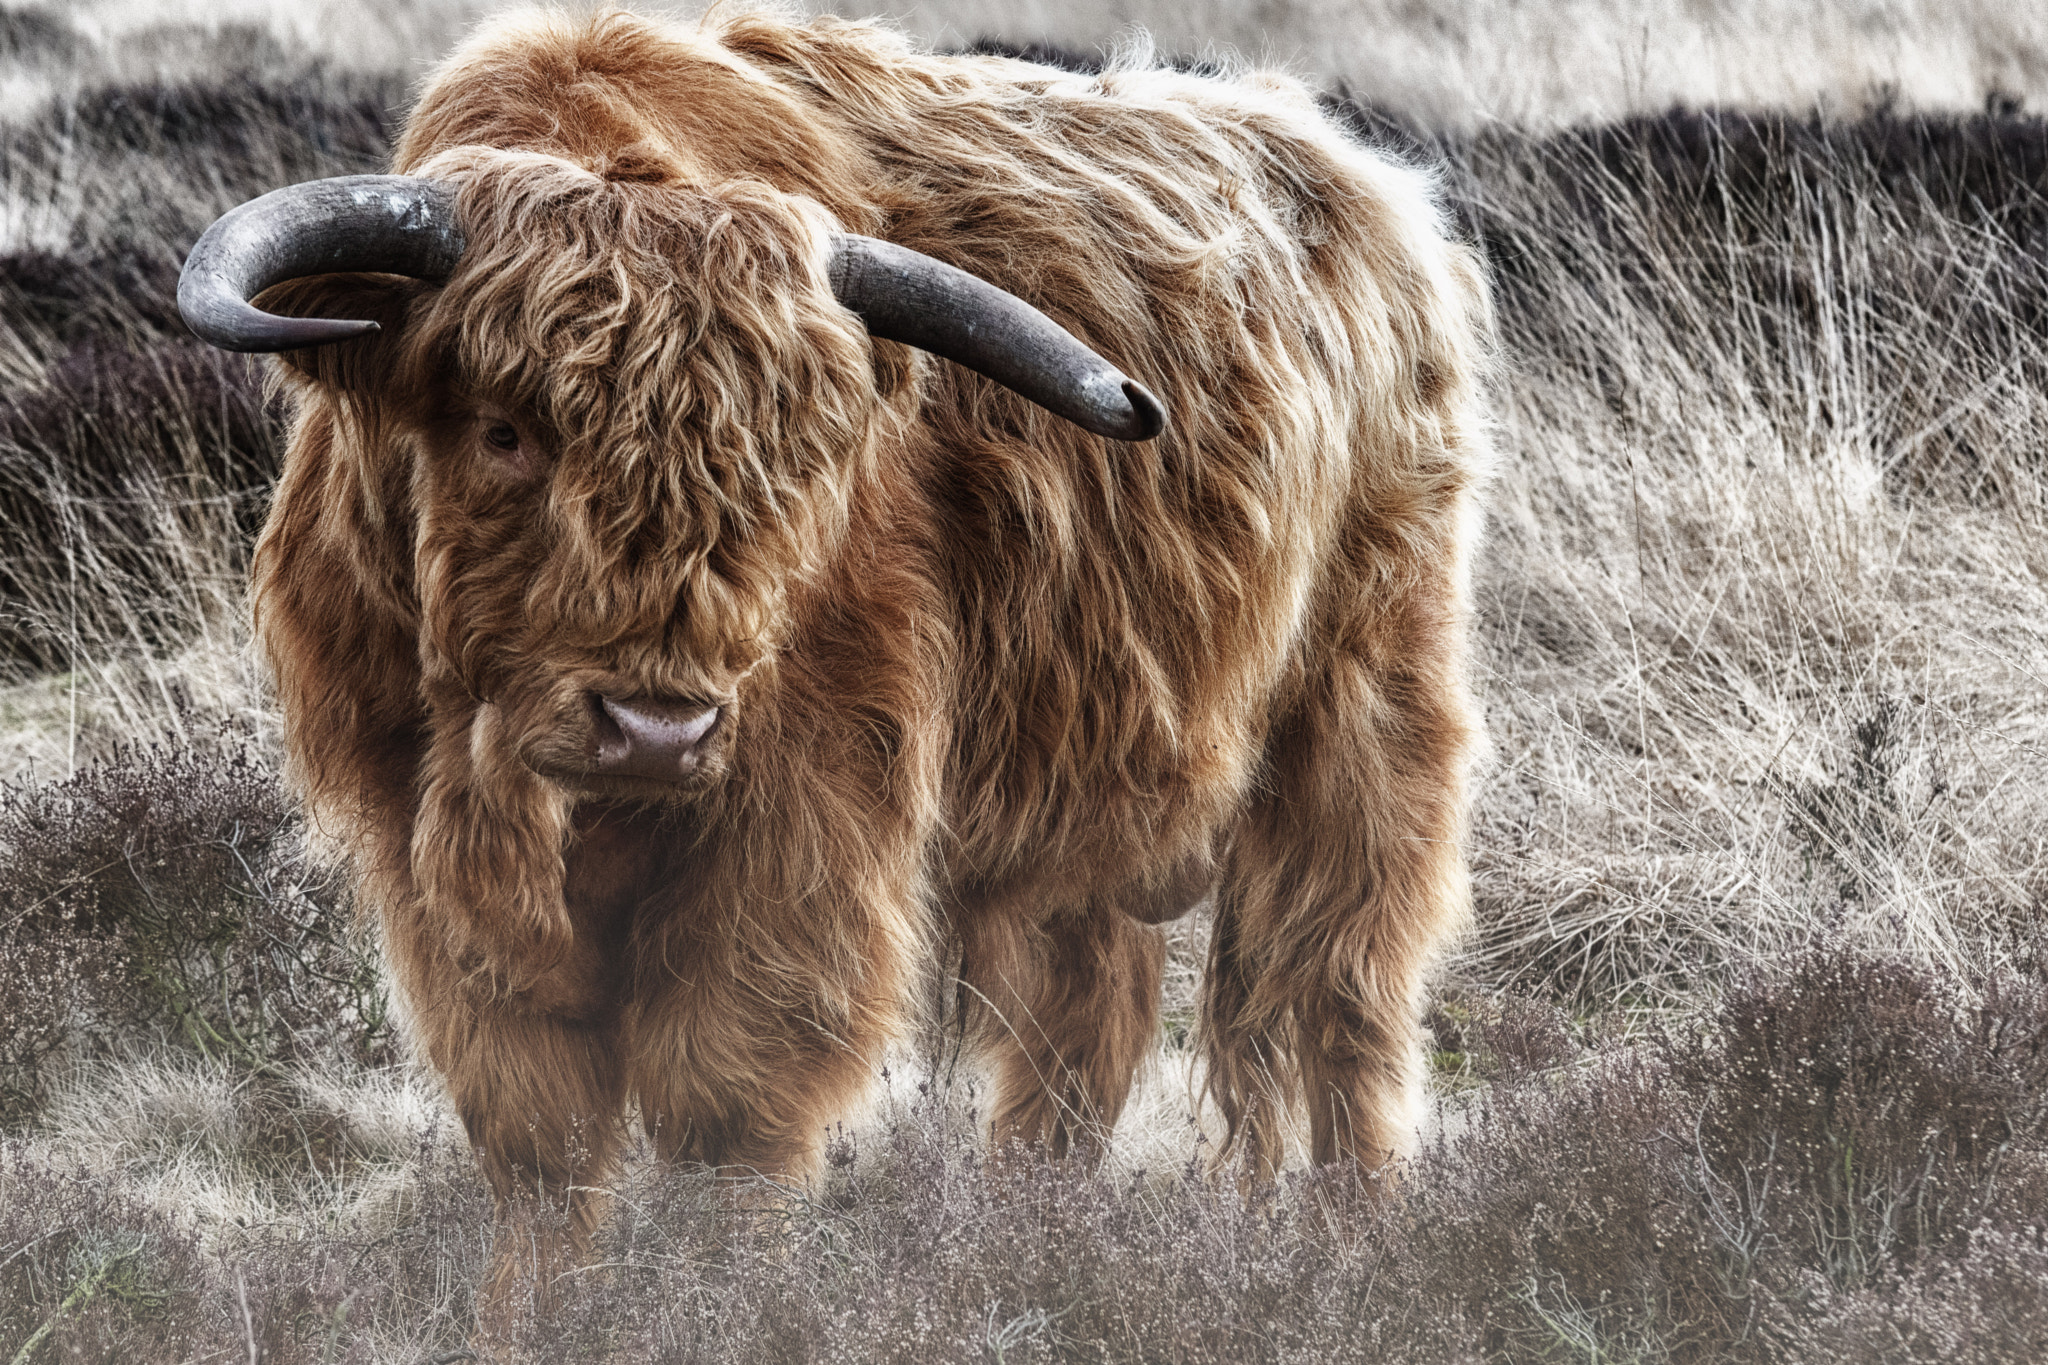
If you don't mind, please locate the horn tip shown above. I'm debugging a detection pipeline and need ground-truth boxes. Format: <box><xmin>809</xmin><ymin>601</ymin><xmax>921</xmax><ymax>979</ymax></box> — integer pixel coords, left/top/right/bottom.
<box><xmin>1121</xmin><ymin>379</ymin><xmax>1167</xmax><ymax>441</ymax></box>
<box><xmin>181</xmin><ymin>309</ymin><xmax>381</xmax><ymax>353</ymax></box>
<box><xmin>274</xmin><ymin>317</ymin><xmax>382</xmax><ymax>352</ymax></box>
<box><xmin>330</xmin><ymin>318</ymin><xmax>382</xmax><ymax>340</ymax></box>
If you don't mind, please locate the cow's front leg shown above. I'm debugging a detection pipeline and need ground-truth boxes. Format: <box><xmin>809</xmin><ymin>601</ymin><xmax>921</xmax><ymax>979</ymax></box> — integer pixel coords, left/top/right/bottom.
<box><xmin>386</xmin><ymin>806</ymin><xmax>648</xmax><ymax>1351</ymax></box>
<box><xmin>399</xmin><ymin>976</ymin><xmax>627</xmax><ymax>1350</ymax></box>
<box><xmin>623</xmin><ymin>878</ymin><xmax>920</xmax><ymax>1181</ymax></box>
<box><xmin>957</xmin><ymin>902</ymin><xmax>1165</xmax><ymax>1160</ymax></box>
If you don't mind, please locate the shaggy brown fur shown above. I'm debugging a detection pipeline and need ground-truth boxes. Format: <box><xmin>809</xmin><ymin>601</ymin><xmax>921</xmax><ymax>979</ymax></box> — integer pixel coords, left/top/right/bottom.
<box><xmin>251</xmin><ymin>2</ymin><xmax>1489</xmax><ymax>1291</ymax></box>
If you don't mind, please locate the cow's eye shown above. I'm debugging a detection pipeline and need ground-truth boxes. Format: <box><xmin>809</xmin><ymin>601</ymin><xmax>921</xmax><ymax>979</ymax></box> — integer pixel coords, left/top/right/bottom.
<box><xmin>483</xmin><ymin>423</ymin><xmax>520</xmax><ymax>452</ymax></box>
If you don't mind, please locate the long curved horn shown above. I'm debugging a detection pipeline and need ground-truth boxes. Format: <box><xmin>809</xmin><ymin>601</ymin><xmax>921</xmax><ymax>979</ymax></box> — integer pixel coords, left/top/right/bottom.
<box><xmin>827</xmin><ymin>235</ymin><xmax>1166</xmax><ymax>442</ymax></box>
<box><xmin>181</xmin><ymin>180</ymin><xmax>1168</xmax><ymax>441</ymax></box>
<box><xmin>178</xmin><ymin>176</ymin><xmax>464</xmax><ymax>352</ymax></box>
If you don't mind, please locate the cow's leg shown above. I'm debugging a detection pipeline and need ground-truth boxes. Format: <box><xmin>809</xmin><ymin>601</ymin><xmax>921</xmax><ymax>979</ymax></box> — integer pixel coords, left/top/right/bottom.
<box><xmin>400</xmin><ymin>985</ymin><xmax>626</xmax><ymax>1344</ymax></box>
<box><xmin>433</xmin><ymin>1006</ymin><xmax>626</xmax><ymax>1222</ymax></box>
<box><xmin>958</xmin><ymin>903</ymin><xmax>1165</xmax><ymax>1158</ymax></box>
<box><xmin>388</xmin><ymin>805</ymin><xmax>644</xmax><ymax>1347</ymax></box>
<box><xmin>1203</xmin><ymin>635</ymin><xmax>1474</xmax><ymax>1181</ymax></box>
<box><xmin>624</xmin><ymin>896</ymin><xmax>917</xmax><ymax>1181</ymax></box>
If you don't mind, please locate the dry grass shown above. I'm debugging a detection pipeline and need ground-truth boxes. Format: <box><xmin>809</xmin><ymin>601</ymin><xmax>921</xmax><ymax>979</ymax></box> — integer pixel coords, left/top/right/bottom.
<box><xmin>3</xmin><ymin>2</ymin><xmax>2047</xmax><ymax>1360</ymax></box>
<box><xmin>1452</xmin><ymin>108</ymin><xmax>2048</xmax><ymax>1006</ymax></box>
<box><xmin>897</xmin><ymin>0</ymin><xmax>2048</xmax><ymax>131</ymax></box>
<box><xmin>23</xmin><ymin>0</ymin><xmax>2048</xmax><ymax>129</ymax></box>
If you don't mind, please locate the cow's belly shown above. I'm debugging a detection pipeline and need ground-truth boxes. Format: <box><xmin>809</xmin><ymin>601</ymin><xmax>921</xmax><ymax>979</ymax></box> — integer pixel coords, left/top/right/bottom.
<box><xmin>936</xmin><ymin>686</ymin><xmax>1256</xmax><ymax>925</ymax></box>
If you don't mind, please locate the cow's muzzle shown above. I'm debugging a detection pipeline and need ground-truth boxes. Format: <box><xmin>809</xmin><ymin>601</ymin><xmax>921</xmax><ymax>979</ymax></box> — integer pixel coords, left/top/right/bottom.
<box><xmin>587</xmin><ymin>693</ymin><xmax>721</xmax><ymax>783</ymax></box>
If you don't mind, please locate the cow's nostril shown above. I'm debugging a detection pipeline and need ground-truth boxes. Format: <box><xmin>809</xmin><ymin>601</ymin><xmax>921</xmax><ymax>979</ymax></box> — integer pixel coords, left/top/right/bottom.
<box><xmin>587</xmin><ymin>693</ymin><xmax>721</xmax><ymax>782</ymax></box>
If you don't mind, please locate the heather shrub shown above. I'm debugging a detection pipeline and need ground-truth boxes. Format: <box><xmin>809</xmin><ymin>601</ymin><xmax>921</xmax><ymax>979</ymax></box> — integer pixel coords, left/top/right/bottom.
<box><xmin>212</xmin><ymin>1133</ymin><xmax>497</xmax><ymax>1365</ymax></box>
<box><xmin>198</xmin><ymin>947</ymin><xmax>2026</xmax><ymax>1365</ymax></box>
<box><xmin>0</xmin><ymin>1126</ymin><xmax>495</xmax><ymax>1364</ymax></box>
<box><xmin>0</xmin><ymin>243</ymin><xmax>186</xmax><ymax>350</ymax></box>
<box><xmin>1674</xmin><ymin>953</ymin><xmax>2048</xmax><ymax>1291</ymax></box>
<box><xmin>0</xmin><ymin>742</ymin><xmax>392</xmax><ymax>1123</ymax></box>
<box><xmin>62</xmin><ymin>65</ymin><xmax>354</xmax><ymax>159</ymax></box>
<box><xmin>1396</xmin><ymin>949</ymin><xmax>2048</xmax><ymax>1363</ymax></box>
<box><xmin>1780</xmin><ymin>1225</ymin><xmax>2048</xmax><ymax>1364</ymax></box>
<box><xmin>1542</xmin><ymin>104</ymin><xmax>2048</xmax><ymax>239</ymax></box>
<box><xmin>0</xmin><ymin>65</ymin><xmax>377</xmax><ymax>678</ymax></box>
<box><xmin>0</xmin><ymin>1151</ymin><xmax>207</xmax><ymax>1362</ymax></box>
<box><xmin>2</xmin><ymin>339</ymin><xmax>274</xmax><ymax>491</ymax></box>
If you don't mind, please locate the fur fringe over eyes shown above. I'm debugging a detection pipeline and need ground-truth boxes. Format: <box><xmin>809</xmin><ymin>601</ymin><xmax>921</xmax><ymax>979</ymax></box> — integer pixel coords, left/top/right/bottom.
<box><xmin>404</xmin><ymin>146</ymin><xmax>883</xmax><ymax>671</ymax></box>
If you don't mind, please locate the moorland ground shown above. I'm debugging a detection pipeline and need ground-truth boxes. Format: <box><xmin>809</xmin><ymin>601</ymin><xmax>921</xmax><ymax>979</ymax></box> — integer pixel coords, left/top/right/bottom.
<box><xmin>2</xmin><ymin>1</ymin><xmax>2047</xmax><ymax>1360</ymax></box>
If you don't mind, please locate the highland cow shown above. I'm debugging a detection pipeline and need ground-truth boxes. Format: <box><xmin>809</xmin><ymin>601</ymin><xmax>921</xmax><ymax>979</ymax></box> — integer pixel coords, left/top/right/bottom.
<box><xmin>179</xmin><ymin>4</ymin><xmax>1488</xmax><ymax>1273</ymax></box>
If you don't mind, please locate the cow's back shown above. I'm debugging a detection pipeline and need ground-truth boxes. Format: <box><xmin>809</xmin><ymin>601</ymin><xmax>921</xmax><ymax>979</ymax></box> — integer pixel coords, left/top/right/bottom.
<box><xmin>762</xmin><ymin>22</ymin><xmax>1490</xmax><ymax>901</ymax></box>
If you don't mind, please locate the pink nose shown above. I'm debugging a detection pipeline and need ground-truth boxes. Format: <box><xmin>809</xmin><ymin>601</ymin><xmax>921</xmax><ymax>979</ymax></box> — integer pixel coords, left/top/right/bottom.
<box><xmin>588</xmin><ymin>694</ymin><xmax>721</xmax><ymax>782</ymax></box>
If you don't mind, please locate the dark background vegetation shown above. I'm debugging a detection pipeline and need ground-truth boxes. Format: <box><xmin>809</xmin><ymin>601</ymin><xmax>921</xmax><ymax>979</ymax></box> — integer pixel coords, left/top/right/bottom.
<box><xmin>3</xmin><ymin>6</ymin><xmax>2047</xmax><ymax>1362</ymax></box>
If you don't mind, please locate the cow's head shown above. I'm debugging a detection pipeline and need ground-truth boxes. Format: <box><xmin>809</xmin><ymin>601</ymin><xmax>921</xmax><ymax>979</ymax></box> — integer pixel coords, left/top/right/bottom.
<box><xmin>185</xmin><ymin>153</ymin><xmax>1162</xmax><ymax>789</ymax></box>
<box><xmin>180</xmin><ymin>153</ymin><xmax>1162</xmax><ymax>991</ymax></box>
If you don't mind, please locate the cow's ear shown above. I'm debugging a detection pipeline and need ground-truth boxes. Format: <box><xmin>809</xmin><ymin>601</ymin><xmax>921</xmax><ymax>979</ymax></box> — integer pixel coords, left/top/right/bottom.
<box><xmin>249</xmin><ymin>274</ymin><xmax>431</xmax><ymax>393</ymax></box>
